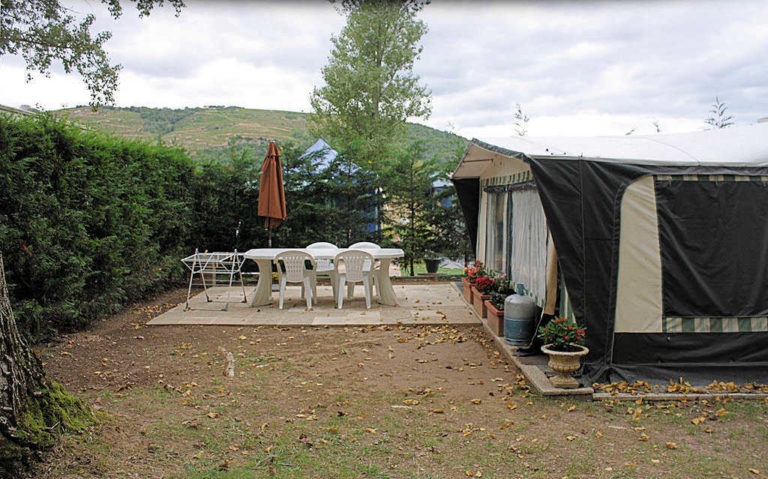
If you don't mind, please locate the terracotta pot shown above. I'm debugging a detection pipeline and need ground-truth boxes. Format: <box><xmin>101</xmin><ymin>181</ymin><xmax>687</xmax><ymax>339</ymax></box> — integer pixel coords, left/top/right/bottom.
<box><xmin>461</xmin><ymin>277</ymin><xmax>473</xmax><ymax>304</ymax></box>
<box><xmin>471</xmin><ymin>287</ymin><xmax>490</xmax><ymax>318</ymax></box>
<box><xmin>541</xmin><ymin>344</ymin><xmax>589</xmax><ymax>389</ymax></box>
<box><xmin>484</xmin><ymin>300</ymin><xmax>504</xmax><ymax>337</ymax></box>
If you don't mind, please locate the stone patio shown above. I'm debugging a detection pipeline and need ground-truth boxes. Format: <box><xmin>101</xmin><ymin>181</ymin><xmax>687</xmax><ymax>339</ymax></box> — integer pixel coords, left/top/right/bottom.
<box><xmin>147</xmin><ymin>282</ymin><xmax>479</xmax><ymax>327</ymax></box>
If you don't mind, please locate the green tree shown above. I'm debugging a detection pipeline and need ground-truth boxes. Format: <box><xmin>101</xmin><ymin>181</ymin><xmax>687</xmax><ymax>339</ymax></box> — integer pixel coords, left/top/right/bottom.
<box><xmin>705</xmin><ymin>96</ymin><xmax>735</xmax><ymax>129</ymax></box>
<box><xmin>309</xmin><ymin>0</ymin><xmax>431</xmax><ymax>174</ymax></box>
<box><xmin>0</xmin><ymin>0</ymin><xmax>185</xmax><ymax>106</ymax></box>
<box><xmin>383</xmin><ymin>141</ymin><xmax>440</xmax><ymax>276</ymax></box>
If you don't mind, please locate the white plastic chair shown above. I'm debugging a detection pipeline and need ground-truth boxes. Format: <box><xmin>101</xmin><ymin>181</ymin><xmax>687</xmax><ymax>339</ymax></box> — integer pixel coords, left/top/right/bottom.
<box><xmin>275</xmin><ymin>250</ymin><xmax>316</xmax><ymax>310</ymax></box>
<box><xmin>348</xmin><ymin>242</ymin><xmax>381</xmax><ymax>296</ymax></box>
<box><xmin>334</xmin><ymin>250</ymin><xmax>374</xmax><ymax>309</ymax></box>
<box><xmin>306</xmin><ymin>242</ymin><xmax>338</xmax><ymax>299</ymax></box>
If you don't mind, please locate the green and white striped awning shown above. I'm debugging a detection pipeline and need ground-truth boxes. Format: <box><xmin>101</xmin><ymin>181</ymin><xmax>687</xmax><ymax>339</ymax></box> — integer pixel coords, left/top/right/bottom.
<box><xmin>663</xmin><ymin>316</ymin><xmax>768</xmax><ymax>333</ymax></box>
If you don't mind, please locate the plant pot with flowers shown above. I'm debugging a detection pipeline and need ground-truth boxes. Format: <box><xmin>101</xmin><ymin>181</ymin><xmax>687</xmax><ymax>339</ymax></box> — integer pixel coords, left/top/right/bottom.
<box><xmin>462</xmin><ymin>261</ymin><xmax>484</xmax><ymax>305</ymax></box>
<box><xmin>472</xmin><ymin>276</ymin><xmax>494</xmax><ymax>318</ymax></box>
<box><xmin>538</xmin><ymin>318</ymin><xmax>588</xmax><ymax>389</ymax></box>
<box><xmin>485</xmin><ymin>292</ymin><xmax>506</xmax><ymax>336</ymax></box>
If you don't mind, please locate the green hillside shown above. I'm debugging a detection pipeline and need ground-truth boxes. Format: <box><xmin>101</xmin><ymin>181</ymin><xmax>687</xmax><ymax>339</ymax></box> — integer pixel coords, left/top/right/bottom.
<box><xmin>57</xmin><ymin>105</ymin><xmax>467</xmax><ymax>167</ymax></box>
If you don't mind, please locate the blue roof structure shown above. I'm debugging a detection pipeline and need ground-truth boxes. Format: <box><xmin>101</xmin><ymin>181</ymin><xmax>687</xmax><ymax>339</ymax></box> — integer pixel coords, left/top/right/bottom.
<box><xmin>301</xmin><ymin>139</ymin><xmax>360</xmax><ymax>173</ymax></box>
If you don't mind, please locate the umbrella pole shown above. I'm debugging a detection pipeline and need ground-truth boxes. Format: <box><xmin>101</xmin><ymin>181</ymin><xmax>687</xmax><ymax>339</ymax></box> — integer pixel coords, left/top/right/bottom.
<box><xmin>268</xmin><ymin>228</ymin><xmax>272</xmax><ymax>248</ymax></box>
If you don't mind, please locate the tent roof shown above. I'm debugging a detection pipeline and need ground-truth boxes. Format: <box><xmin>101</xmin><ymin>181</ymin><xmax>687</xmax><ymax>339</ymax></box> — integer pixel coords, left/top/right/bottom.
<box><xmin>453</xmin><ymin>123</ymin><xmax>768</xmax><ymax>178</ymax></box>
<box><xmin>301</xmin><ymin>138</ymin><xmax>361</xmax><ymax>174</ymax></box>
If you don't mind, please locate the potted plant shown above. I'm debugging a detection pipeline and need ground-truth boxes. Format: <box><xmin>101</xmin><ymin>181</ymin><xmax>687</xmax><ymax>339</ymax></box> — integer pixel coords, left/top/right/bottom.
<box><xmin>462</xmin><ymin>261</ymin><xmax>484</xmax><ymax>304</ymax></box>
<box><xmin>484</xmin><ymin>273</ymin><xmax>513</xmax><ymax>336</ymax></box>
<box><xmin>537</xmin><ymin>318</ymin><xmax>588</xmax><ymax>389</ymax></box>
<box><xmin>472</xmin><ymin>276</ymin><xmax>494</xmax><ymax>318</ymax></box>
<box><xmin>424</xmin><ymin>251</ymin><xmax>441</xmax><ymax>275</ymax></box>
<box><xmin>485</xmin><ymin>292</ymin><xmax>506</xmax><ymax>336</ymax></box>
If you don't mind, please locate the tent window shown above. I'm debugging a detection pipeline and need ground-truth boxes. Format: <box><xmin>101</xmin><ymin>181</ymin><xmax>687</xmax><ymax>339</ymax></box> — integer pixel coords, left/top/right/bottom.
<box><xmin>510</xmin><ymin>189</ymin><xmax>548</xmax><ymax>305</ymax></box>
<box><xmin>485</xmin><ymin>191</ymin><xmax>506</xmax><ymax>272</ymax></box>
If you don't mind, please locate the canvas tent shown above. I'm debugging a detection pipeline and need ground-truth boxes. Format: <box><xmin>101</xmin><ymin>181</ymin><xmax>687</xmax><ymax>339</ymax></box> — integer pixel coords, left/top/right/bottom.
<box><xmin>452</xmin><ymin>123</ymin><xmax>768</xmax><ymax>385</ymax></box>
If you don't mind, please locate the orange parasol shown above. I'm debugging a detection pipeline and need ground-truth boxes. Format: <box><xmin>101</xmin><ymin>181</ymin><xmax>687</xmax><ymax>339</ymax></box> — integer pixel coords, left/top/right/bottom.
<box><xmin>258</xmin><ymin>142</ymin><xmax>286</xmax><ymax>246</ymax></box>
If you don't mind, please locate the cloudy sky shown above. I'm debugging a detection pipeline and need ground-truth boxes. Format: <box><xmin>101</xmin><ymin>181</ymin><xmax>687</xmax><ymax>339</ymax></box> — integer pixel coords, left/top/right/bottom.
<box><xmin>2</xmin><ymin>0</ymin><xmax>767</xmax><ymax>138</ymax></box>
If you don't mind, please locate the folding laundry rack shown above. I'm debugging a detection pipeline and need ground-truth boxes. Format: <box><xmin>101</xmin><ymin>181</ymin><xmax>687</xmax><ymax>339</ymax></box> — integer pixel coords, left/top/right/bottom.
<box><xmin>181</xmin><ymin>249</ymin><xmax>248</xmax><ymax>311</ymax></box>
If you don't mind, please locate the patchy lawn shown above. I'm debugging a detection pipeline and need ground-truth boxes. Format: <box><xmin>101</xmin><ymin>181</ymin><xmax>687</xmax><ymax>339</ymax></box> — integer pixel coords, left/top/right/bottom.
<box><xmin>28</xmin><ymin>289</ymin><xmax>768</xmax><ymax>478</ymax></box>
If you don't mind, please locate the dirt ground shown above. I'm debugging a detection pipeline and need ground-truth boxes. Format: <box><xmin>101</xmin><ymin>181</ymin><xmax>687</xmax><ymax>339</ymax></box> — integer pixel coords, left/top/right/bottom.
<box><xmin>27</xmin><ymin>288</ymin><xmax>768</xmax><ymax>478</ymax></box>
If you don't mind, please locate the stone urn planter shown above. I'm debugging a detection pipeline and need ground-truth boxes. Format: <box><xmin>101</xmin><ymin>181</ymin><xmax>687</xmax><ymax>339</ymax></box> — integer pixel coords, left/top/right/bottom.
<box><xmin>461</xmin><ymin>277</ymin><xmax>473</xmax><ymax>304</ymax></box>
<box><xmin>484</xmin><ymin>300</ymin><xmax>504</xmax><ymax>337</ymax></box>
<box><xmin>471</xmin><ymin>287</ymin><xmax>490</xmax><ymax>318</ymax></box>
<box><xmin>425</xmin><ymin>258</ymin><xmax>441</xmax><ymax>274</ymax></box>
<box><xmin>541</xmin><ymin>344</ymin><xmax>589</xmax><ymax>389</ymax></box>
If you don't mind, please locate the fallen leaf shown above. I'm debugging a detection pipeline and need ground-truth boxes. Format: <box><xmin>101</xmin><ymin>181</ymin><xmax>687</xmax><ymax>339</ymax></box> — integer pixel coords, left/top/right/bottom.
<box><xmin>665</xmin><ymin>442</ymin><xmax>679</xmax><ymax>450</ymax></box>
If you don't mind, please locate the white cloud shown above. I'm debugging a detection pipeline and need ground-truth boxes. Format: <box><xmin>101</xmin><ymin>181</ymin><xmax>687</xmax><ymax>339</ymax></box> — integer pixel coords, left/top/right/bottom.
<box><xmin>1</xmin><ymin>0</ymin><xmax>766</xmax><ymax>139</ymax></box>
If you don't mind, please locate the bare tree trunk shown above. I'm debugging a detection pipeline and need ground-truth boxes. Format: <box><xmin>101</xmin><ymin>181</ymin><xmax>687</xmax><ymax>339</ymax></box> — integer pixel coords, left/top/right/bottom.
<box><xmin>0</xmin><ymin>253</ymin><xmax>90</xmax><ymax>473</ymax></box>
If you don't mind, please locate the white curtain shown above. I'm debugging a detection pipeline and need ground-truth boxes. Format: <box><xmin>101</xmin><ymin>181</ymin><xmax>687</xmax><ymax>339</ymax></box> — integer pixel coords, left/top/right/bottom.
<box><xmin>510</xmin><ymin>189</ymin><xmax>548</xmax><ymax>304</ymax></box>
<box><xmin>485</xmin><ymin>191</ymin><xmax>506</xmax><ymax>272</ymax></box>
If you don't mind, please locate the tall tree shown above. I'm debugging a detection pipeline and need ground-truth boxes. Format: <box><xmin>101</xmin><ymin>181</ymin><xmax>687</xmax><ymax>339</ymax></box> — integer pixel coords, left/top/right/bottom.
<box><xmin>0</xmin><ymin>0</ymin><xmax>185</xmax><ymax>106</ymax></box>
<box><xmin>0</xmin><ymin>253</ymin><xmax>91</xmax><ymax>473</ymax></box>
<box><xmin>0</xmin><ymin>1</ymin><xmax>183</xmax><ymax>472</ymax></box>
<box><xmin>705</xmin><ymin>96</ymin><xmax>735</xmax><ymax>129</ymax></box>
<box><xmin>309</xmin><ymin>0</ymin><xmax>432</xmax><ymax>174</ymax></box>
<box><xmin>383</xmin><ymin>142</ymin><xmax>440</xmax><ymax>276</ymax></box>
<box><xmin>513</xmin><ymin>103</ymin><xmax>529</xmax><ymax>136</ymax></box>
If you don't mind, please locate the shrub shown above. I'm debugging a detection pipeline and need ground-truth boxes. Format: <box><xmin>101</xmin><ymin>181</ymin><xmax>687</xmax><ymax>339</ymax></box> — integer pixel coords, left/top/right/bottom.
<box><xmin>0</xmin><ymin>114</ymin><xmax>193</xmax><ymax>339</ymax></box>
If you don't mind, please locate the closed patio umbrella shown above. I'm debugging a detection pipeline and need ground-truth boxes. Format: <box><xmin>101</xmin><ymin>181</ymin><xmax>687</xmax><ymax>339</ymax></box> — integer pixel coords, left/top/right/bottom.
<box><xmin>258</xmin><ymin>142</ymin><xmax>286</xmax><ymax>247</ymax></box>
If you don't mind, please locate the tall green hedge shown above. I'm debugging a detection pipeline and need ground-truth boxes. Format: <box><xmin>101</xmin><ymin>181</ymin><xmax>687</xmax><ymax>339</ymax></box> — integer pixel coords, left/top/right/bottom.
<box><xmin>0</xmin><ymin>114</ymin><xmax>383</xmax><ymax>341</ymax></box>
<box><xmin>0</xmin><ymin>114</ymin><xmax>194</xmax><ymax>339</ymax></box>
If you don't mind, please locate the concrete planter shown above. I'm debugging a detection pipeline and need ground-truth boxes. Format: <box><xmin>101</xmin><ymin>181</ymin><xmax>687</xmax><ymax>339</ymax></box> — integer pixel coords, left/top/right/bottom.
<box><xmin>461</xmin><ymin>277</ymin><xmax>473</xmax><ymax>304</ymax></box>
<box><xmin>484</xmin><ymin>300</ymin><xmax>504</xmax><ymax>337</ymax></box>
<box><xmin>541</xmin><ymin>344</ymin><xmax>589</xmax><ymax>389</ymax></box>
<box><xmin>471</xmin><ymin>287</ymin><xmax>490</xmax><ymax>318</ymax></box>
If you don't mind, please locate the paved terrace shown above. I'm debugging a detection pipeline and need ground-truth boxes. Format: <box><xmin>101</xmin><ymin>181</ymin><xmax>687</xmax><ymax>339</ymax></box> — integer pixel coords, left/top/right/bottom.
<box><xmin>148</xmin><ymin>283</ymin><xmax>479</xmax><ymax>327</ymax></box>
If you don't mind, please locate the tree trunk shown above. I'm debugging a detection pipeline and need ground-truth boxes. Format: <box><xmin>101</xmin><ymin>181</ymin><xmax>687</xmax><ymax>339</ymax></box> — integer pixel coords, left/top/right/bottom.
<box><xmin>0</xmin><ymin>253</ymin><xmax>91</xmax><ymax>473</ymax></box>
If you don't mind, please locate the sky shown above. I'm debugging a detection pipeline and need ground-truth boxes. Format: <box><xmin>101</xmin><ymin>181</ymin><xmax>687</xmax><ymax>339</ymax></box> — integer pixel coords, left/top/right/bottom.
<box><xmin>2</xmin><ymin>0</ymin><xmax>767</xmax><ymax>138</ymax></box>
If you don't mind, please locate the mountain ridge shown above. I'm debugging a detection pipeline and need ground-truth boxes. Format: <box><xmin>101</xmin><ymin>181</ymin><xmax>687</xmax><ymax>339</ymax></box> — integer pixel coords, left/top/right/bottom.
<box><xmin>56</xmin><ymin>105</ymin><xmax>467</xmax><ymax>167</ymax></box>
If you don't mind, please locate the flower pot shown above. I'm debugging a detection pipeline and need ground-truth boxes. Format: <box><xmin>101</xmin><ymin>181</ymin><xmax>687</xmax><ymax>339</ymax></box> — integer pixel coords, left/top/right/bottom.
<box><xmin>541</xmin><ymin>344</ymin><xmax>589</xmax><ymax>389</ymax></box>
<box><xmin>471</xmin><ymin>287</ymin><xmax>490</xmax><ymax>318</ymax></box>
<box><xmin>461</xmin><ymin>277</ymin><xmax>473</xmax><ymax>304</ymax></box>
<box><xmin>425</xmin><ymin>258</ymin><xmax>441</xmax><ymax>274</ymax></box>
<box><xmin>484</xmin><ymin>300</ymin><xmax>504</xmax><ymax>337</ymax></box>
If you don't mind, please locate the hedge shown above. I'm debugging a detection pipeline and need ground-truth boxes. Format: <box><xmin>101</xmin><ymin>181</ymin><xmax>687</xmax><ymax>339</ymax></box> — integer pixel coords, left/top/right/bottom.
<box><xmin>0</xmin><ymin>114</ymin><xmax>194</xmax><ymax>339</ymax></box>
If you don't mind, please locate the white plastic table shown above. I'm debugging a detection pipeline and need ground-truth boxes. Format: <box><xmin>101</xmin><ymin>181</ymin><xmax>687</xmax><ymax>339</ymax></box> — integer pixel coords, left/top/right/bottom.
<box><xmin>242</xmin><ymin>248</ymin><xmax>405</xmax><ymax>307</ymax></box>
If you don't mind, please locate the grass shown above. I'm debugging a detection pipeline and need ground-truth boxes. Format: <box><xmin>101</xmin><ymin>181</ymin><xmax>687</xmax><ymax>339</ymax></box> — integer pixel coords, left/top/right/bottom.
<box><xmin>405</xmin><ymin>261</ymin><xmax>464</xmax><ymax>276</ymax></box>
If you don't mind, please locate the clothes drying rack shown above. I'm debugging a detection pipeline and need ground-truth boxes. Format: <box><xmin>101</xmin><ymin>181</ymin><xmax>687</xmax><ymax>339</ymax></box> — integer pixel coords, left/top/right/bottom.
<box><xmin>181</xmin><ymin>249</ymin><xmax>248</xmax><ymax>311</ymax></box>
